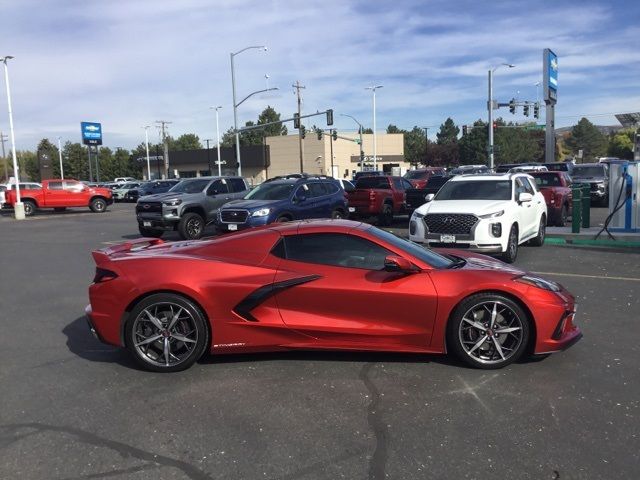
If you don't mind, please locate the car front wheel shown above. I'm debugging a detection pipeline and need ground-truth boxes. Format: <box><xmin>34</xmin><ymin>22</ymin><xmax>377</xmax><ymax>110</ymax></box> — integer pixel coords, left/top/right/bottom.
<box><xmin>529</xmin><ymin>215</ymin><xmax>546</xmax><ymax>247</ymax></box>
<box><xmin>178</xmin><ymin>212</ymin><xmax>204</xmax><ymax>240</ymax></box>
<box><xmin>125</xmin><ymin>293</ymin><xmax>209</xmax><ymax>372</ymax></box>
<box><xmin>500</xmin><ymin>225</ymin><xmax>518</xmax><ymax>263</ymax></box>
<box><xmin>447</xmin><ymin>293</ymin><xmax>530</xmax><ymax>369</ymax></box>
<box><xmin>90</xmin><ymin>198</ymin><xmax>107</xmax><ymax>213</ymax></box>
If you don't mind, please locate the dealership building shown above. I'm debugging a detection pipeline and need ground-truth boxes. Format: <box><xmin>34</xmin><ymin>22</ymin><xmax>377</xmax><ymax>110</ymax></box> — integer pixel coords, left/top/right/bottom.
<box><xmin>147</xmin><ymin>133</ymin><xmax>408</xmax><ymax>184</ymax></box>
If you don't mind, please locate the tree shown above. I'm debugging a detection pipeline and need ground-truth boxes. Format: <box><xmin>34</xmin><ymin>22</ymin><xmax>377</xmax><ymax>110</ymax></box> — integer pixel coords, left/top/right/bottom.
<box><xmin>436</xmin><ymin>118</ymin><xmax>459</xmax><ymax>145</ymax></box>
<box><xmin>404</xmin><ymin>126</ymin><xmax>427</xmax><ymax>165</ymax></box>
<box><xmin>564</xmin><ymin>118</ymin><xmax>608</xmax><ymax>162</ymax></box>
<box><xmin>458</xmin><ymin>120</ymin><xmax>488</xmax><ymax>165</ymax></box>
<box><xmin>386</xmin><ymin>124</ymin><xmax>405</xmax><ymax>134</ymax></box>
<box><xmin>18</xmin><ymin>150</ymin><xmax>39</xmax><ymax>181</ymax></box>
<box><xmin>258</xmin><ymin>106</ymin><xmax>287</xmax><ymax>136</ymax></box>
<box><xmin>608</xmin><ymin>129</ymin><xmax>635</xmax><ymax>159</ymax></box>
<box><xmin>494</xmin><ymin>122</ymin><xmax>544</xmax><ymax>165</ymax></box>
<box><xmin>170</xmin><ymin>133</ymin><xmax>202</xmax><ymax>151</ymax></box>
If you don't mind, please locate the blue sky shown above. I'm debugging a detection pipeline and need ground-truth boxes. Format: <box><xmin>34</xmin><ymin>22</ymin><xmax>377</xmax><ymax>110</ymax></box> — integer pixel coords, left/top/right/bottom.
<box><xmin>1</xmin><ymin>0</ymin><xmax>639</xmax><ymax>150</ymax></box>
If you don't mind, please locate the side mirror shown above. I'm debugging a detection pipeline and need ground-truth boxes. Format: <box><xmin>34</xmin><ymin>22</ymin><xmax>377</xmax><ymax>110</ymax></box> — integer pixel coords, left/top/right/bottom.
<box><xmin>424</xmin><ymin>193</ymin><xmax>435</xmax><ymax>202</ymax></box>
<box><xmin>518</xmin><ymin>192</ymin><xmax>533</xmax><ymax>203</ymax></box>
<box><xmin>384</xmin><ymin>255</ymin><xmax>417</xmax><ymax>273</ymax></box>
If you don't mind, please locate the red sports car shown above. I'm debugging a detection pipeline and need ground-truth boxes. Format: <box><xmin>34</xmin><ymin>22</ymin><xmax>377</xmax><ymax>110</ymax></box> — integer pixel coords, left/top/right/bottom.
<box><xmin>86</xmin><ymin>220</ymin><xmax>581</xmax><ymax>372</ymax></box>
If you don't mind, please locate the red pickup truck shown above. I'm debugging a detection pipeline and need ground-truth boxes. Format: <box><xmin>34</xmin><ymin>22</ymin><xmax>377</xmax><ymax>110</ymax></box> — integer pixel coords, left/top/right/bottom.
<box><xmin>5</xmin><ymin>179</ymin><xmax>113</xmax><ymax>216</ymax></box>
<box><xmin>347</xmin><ymin>175</ymin><xmax>413</xmax><ymax>226</ymax></box>
<box><xmin>530</xmin><ymin>171</ymin><xmax>573</xmax><ymax>226</ymax></box>
<box><xmin>403</xmin><ymin>167</ymin><xmax>446</xmax><ymax>188</ymax></box>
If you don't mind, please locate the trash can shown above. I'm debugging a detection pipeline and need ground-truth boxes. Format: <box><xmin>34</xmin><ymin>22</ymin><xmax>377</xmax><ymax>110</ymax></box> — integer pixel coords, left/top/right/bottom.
<box><xmin>571</xmin><ymin>185</ymin><xmax>582</xmax><ymax>233</ymax></box>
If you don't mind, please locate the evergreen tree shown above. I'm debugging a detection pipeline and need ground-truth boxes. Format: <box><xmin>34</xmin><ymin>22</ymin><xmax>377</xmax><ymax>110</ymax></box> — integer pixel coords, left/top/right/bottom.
<box><xmin>436</xmin><ymin>118</ymin><xmax>460</xmax><ymax>144</ymax></box>
<box><xmin>565</xmin><ymin>118</ymin><xmax>608</xmax><ymax>162</ymax></box>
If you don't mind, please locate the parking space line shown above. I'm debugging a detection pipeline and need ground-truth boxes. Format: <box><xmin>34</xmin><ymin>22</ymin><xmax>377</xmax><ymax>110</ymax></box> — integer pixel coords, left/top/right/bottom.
<box><xmin>532</xmin><ymin>271</ymin><xmax>640</xmax><ymax>282</ymax></box>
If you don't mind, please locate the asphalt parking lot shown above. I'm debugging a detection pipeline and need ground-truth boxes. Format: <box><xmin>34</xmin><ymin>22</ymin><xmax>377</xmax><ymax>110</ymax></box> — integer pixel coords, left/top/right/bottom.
<box><xmin>1</xmin><ymin>203</ymin><xmax>639</xmax><ymax>479</ymax></box>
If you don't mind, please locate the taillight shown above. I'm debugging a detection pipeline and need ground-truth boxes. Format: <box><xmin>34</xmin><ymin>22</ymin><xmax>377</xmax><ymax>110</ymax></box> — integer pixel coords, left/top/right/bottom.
<box><xmin>93</xmin><ymin>267</ymin><xmax>118</xmax><ymax>283</ymax></box>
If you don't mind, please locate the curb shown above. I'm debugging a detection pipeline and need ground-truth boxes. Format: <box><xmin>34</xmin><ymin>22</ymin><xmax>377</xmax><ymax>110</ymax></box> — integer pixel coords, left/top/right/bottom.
<box><xmin>545</xmin><ymin>236</ymin><xmax>640</xmax><ymax>249</ymax></box>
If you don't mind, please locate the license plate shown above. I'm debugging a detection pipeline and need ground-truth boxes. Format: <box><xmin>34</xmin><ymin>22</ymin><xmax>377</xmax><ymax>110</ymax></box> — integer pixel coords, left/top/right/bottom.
<box><xmin>440</xmin><ymin>234</ymin><xmax>456</xmax><ymax>243</ymax></box>
<box><xmin>227</xmin><ymin>224</ymin><xmax>238</xmax><ymax>231</ymax></box>
<box><xmin>143</xmin><ymin>221</ymin><xmax>152</xmax><ymax>227</ymax></box>
<box><xmin>348</xmin><ymin>207</ymin><xmax>356</xmax><ymax>212</ymax></box>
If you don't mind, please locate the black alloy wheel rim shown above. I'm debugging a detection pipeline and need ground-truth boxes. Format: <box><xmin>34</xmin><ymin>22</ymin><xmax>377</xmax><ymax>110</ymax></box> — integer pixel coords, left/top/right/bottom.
<box><xmin>509</xmin><ymin>229</ymin><xmax>517</xmax><ymax>257</ymax></box>
<box><xmin>132</xmin><ymin>302</ymin><xmax>198</xmax><ymax>367</ymax></box>
<box><xmin>539</xmin><ymin>218</ymin><xmax>545</xmax><ymax>242</ymax></box>
<box><xmin>95</xmin><ymin>201</ymin><xmax>105</xmax><ymax>212</ymax></box>
<box><xmin>459</xmin><ymin>300</ymin><xmax>524</xmax><ymax>364</ymax></box>
<box><xmin>186</xmin><ymin>218</ymin><xmax>203</xmax><ymax>237</ymax></box>
<box><xmin>24</xmin><ymin>203</ymin><xmax>33</xmax><ymax>215</ymax></box>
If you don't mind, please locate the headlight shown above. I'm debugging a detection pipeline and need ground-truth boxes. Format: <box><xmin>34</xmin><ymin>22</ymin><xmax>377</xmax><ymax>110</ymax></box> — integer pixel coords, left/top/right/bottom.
<box><xmin>515</xmin><ymin>274</ymin><xmax>561</xmax><ymax>292</ymax></box>
<box><xmin>479</xmin><ymin>210</ymin><xmax>504</xmax><ymax>219</ymax></box>
<box><xmin>162</xmin><ymin>199</ymin><xmax>182</xmax><ymax>206</ymax></box>
<box><xmin>251</xmin><ymin>208</ymin><xmax>270</xmax><ymax>217</ymax></box>
<box><xmin>412</xmin><ymin>211</ymin><xmax>425</xmax><ymax>219</ymax></box>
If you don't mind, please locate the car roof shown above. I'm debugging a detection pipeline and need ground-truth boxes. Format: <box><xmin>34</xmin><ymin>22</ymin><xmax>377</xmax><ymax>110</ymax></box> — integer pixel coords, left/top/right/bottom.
<box><xmin>449</xmin><ymin>173</ymin><xmax>531</xmax><ymax>182</ymax></box>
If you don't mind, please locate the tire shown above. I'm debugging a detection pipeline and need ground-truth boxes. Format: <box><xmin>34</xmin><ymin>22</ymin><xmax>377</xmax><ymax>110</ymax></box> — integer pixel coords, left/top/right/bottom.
<box><xmin>529</xmin><ymin>215</ymin><xmax>546</xmax><ymax>247</ymax></box>
<box><xmin>378</xmin><ymin>203</ymin><xmax>393</xmax><ymax>226</ymax></box>
<box><xmin>447</xmin><ymin>293</ymin><xmax>530</xmax><ymax>369</ymax></box>
<box><xmin>555</xmin><ymin>204</ymin><xmax>567</xmax><ymax>227</ymax></box>
<box><xmin>23</xmin><ymin>200</ymin><xmax>36</xmax><ymax>217</ymax></box>
<box><xmin>178</xmin><ymin>212</ymin><xmax>205</xmax><ymax>240</ymax></box>
<box><xmin>54</xmin><ymin>207</ymin><xmax>67</xmax><ymax>212</ymax></box>
<box><xmin>331</xmin><ymin>208</ymin><xmax>346</xmax><ymax>219</ymax></box>
<box><xmin>138</xmin><ymin>226</ymin><xmax>164</xmax><ymax>238</ymax></box>
<box><xmin>500</xmin><ymin>225</ymin><xmax>518</xmax><ymax>263</ymax></box>
<box><xmin>89</xmin><ymin>198</ymin><xmax>107</xmax><ymax>213</ymax></box>
<box><xmin>124</xmin><ymin>293</ymin><xmax>209</xmax><ymax>372</ymax></box>
<box><xmin>276</xmin><ymin>215</ymin><xmax>291</xmax><ymax>223</ymax></box>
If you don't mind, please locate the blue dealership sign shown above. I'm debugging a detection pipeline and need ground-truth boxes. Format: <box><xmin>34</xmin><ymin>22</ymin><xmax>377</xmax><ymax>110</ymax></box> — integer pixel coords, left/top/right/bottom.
<box><xmin>543</xmin><ymin>49</ymin><xmax>558</xmax><ymax>105</ymax></box>
<box><xmin>81</xmin><ymin>122</ymin><xmax>103</xmax><ymax>145</ymax></box>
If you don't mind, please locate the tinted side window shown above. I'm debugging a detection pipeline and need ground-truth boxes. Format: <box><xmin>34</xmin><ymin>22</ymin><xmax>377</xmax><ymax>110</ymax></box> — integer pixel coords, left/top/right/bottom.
<box><xmin>229</xmin><ymin>178</ymin><xmax>246</xmax><ymax>192</ymax></box>
<box><xmin>282</xmin><ymin>233</ymin><xmax>391</xmax><ymax>270</ymax></box>
<box><xmin>324</xmin><ymin>182</ymin><xmax>340</xmax><ymax>195</ymax></box>
<box><xmin>48</xmin><ymin>181</ymin><xmax>63</xmax><ymax>190</ymax></box>
<box><xmin>402</xmin><ymin>179</ymin><xmax>413</xmax><ymax>190</ymax></box>
<box><xmin>63</xmin><ymin>181</ymin><xmax>83</xmax><ymax>192</ymax></box>
<box><xmin>392</xmin><ymin>178</ymin><xmax>403</xmax><ymax>190</ymax></box>
<box><xmin>207</xmin><ymin>180</ymin><xmax>229</xmax><ymax>195</ymax></box>
<box><xmin>522</xmin><ymin>178</ymin><xmax>535</xmax><ymax>194</ymax></box>
<box><xmin>514</xmin><ymin>178</ymin><xmax>526</xmax><ymax>197</ymax></box>
<box><xmin>307</xmin><ymin>182</ymin><xmax>327</xmax><ymax>198</ymax></box>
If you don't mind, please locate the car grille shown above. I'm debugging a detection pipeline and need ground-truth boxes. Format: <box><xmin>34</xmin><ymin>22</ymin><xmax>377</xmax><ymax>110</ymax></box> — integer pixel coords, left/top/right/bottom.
<box><xmin>136</xmin><ymin>202</ymin><xmax>162</xmax><ymax>214</ymax></box>
<box><xmin>425</xmin><ymin>213</ymin><xmax>478</xmax><ymax>235</ymax></box>
<box><xmin>590</xmin><ymin>183</ymin><xmax>600</xmax><ymax>192</ymax></box>
<box><xmin>220</xmin><ymin>209</ymin><xmax>249</xmax><ymax>223</ymax></box>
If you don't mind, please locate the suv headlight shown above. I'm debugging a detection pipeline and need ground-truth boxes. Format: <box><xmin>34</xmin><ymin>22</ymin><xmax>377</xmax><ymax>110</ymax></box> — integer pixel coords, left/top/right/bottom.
<box><xmin>412</xmin><ymin>211</ymin><xmax>425</xmax><ymax>219</ymax></box>
<box><xmin>162</xmin><ymin>199</ymin><xmax>182</xmax><ymax>206</ymax></box>
<box><xmin>479</xmin><ymin>210</ymin><xmax>504</xmax><ymax>219</ymax></box>
<box><xmin>515</xmin><ymin>274</ymin><xmax>561</xmax><ymax>292</ymax></box>
<box><xmin>251</xmin><ymin>208</ymin><xmax>271</xmax><ymax>217</ymax></box>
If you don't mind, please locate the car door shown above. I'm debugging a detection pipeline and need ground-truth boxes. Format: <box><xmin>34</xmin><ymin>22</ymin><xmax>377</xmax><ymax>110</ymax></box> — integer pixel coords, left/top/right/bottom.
<box><xmin>306</xmin><ymin>182</ymin><xmax>330</xmax><ymax>218</ymax></box>
<box><xmin>271</xmin><ymin>232</ymin><xmax>438</xmax><ymax>350</ymax></box>
<box><xmin>514</xmin><ymin>177</ymin><xmax>538</xmax><ymax>238</ymax></box>
<box><xmin>204</xmin><ymin>179</ymin><xmax>231</xmax><ymax>218</ymax></box>
<box><xmin>63</xmin><ymin>180</ymin><xmax>89</xmax><ymax>206</ymax></box>
<box><xmin>44</xmin><ymin>181</ymin><xmax>66</xmax><ymax>206</ymax></box>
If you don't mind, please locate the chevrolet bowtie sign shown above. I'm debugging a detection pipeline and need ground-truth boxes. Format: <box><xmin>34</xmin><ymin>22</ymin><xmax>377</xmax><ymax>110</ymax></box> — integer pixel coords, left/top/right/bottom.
<box><xmin>81</xmin><ymin>122</ymin><xmax>103</xmax><ymax>145</ymax></box>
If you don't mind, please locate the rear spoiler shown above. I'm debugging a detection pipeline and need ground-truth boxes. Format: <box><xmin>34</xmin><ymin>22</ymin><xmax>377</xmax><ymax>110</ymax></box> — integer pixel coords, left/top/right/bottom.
<box><xmin>92</xmin><ymin>238</ymin><xmax>164</xmax><ymax>265</ymax></box>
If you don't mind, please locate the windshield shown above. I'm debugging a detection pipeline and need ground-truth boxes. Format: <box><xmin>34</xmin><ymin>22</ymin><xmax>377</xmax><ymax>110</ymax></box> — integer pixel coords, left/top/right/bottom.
<box><xmin>245</xmin><ymin>182</ymin><xmax>295</xmax><ymax>200</ymax></box>
<box><xmin>545</xmin><ymin>163</ymin><xmax>568</xmax><ymax>172</ymax></box>
<box><xmin>368</xmin><ymin>227</ymin><xmax>453</xmax><ymax>269</ymax></box>
<box><xmin>572</xmin><ymin>166</ymin><xmax>605</xmax><ymax>177</ymax></box>
<box><xmin>356</xmin><ymin>177</ymin><xmax>390</xmax><ymax>189</ymax></box>
<box><xmin>403</xmin><ymin>171</ymin><xmax>426</xmax><ymax>180</ymax></box>
<box><xmin>533</xmin><ymin>173</ymin><xmax>562</xmax><ymax>187</ymax></box>
<box><xmin>169</xmin><ymin>179</ymin><xmax>211</xmax><ymax>193</ymax></box>
<box><xmin>436</xmin><ymin>180</ymin><xmax>512</xmax><ymax>201</ymax></box>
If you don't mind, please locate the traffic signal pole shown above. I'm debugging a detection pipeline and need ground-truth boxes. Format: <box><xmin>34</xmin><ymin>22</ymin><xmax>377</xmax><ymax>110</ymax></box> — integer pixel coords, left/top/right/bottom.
<box><xmin>488</xmin><ymin>69</ymin><xmax>495</xmax><ymax>169</ymax></box>
<box><xmin>293</xmin><ymin>81</ymin><xmax>305</xmax><ymax>173</ymax></box>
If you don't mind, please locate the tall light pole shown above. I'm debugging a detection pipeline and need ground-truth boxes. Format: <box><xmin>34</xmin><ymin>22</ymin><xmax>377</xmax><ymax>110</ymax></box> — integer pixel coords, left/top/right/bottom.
<box><xmin>488</xmin><ymin>63</ymin><xmax>514</xmax><ymax>170</ymax></box>
<box><xmin>365</xmin><ymin>85</ymin><xmax>383</xmax><ymax>171</ymax></box>
<box><xmin>230</xmin><ymin>45</ymin><xmax>267</xmax><ymax>177</ymax></box>
<box><xmin>341</xmin><ymin>113</ymin><xmax>365</xmax><ymax>171</ymax></box>
<box><xmin>143</xmin><ymin>126</ymin><xmax>151</xmax><ymax>180</ymax></box>
<box><xmin>211</xmin><ymin>106</ymin><xmax>223</xmax><ymax>176</ymax></box>
<box><xmin>1</xmin><ymin>56</ymin><xmax>24</xmax><ymax>220</ymax></box>
<box><xmin>57</xmin><ymin>136</ymin><xmax>64</xmax><ymax>179</ymax></box>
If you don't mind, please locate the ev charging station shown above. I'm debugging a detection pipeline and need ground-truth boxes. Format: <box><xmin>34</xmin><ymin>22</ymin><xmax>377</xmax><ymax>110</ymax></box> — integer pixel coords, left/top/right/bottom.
<box><xmin>608</xmin><ymin>160</ymin><xmax>640</xmax><ymax>232</ymax></box>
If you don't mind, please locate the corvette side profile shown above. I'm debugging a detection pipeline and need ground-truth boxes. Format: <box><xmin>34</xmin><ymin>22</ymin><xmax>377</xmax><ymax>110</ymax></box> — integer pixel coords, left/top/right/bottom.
<box><xmin>86</xmin><ymin>220</ymin><xmax>581</xmax><ymax>372</ymax></box>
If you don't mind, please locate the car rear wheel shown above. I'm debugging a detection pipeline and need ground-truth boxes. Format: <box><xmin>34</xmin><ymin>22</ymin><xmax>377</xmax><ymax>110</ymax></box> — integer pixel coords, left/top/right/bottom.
<box><xmin>276</xmin><ymin>215</ymin><xmax>291</xmax><ymax>223</ymax></box>
<box><xmin>23</xmin><ymin>200</ymin><xmax>36</xmax><ymax>217</ymax></box>
<box><xmin>447</xmin><ymin>293</ymin><xmax>530</xmax><ymax>369</ymax></box>
<box><xmin>378</xmin><ymin>203</ymin><xmax>393</xmax><ymax>226</ymax></box>
<box><xmin>138</xmin><ymin>226</ymin><xmax>164</xmax><ymax>238</ymax></box>
<box><xmin>125</xmin><ymin>293</ymin><xmax>209</xmax><ymax>372</ymax></box>
<box><xmin>178</xmin><ymin>212</ymin><xmax>204</xmax><ymax>240</ymax></box>
<box><xmin>556</xmin><ymin>204</ymin><xmax>567</xmax><ymax>227</ymax></box>
<box><xmin>331</xmin><ymin>208</ymin><xmax>346</xmax><ymax>219</ymax></box>
<box><xmin>500</xmin><ymin>225</ymin><xmax>518</xmax><ymax>263</ymax></box>
<box><xmin>90</xmin><ymin>198</ymin><xmax>107</xmax><ymax>213</ymax></box>
<box><xmin>529</xmin><ymin>215</ymin><xmax>546</xmax><ymax>246</ymax></box>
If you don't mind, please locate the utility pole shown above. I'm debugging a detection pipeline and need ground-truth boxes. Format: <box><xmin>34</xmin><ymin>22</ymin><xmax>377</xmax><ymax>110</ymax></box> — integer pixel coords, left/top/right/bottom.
<box><xmin>293</xmin><ymin>80</ymin><xmax>306</xmax><ymax>173</ymax></box>
<box><xmin>204</xmin><ymin>139</ymin><xmax>213</xmax><ymax>175</ymax></box>
<box><xmin>156</xmin><ymin>120</ymin><xmax>171</xmax><ymax>179</ymax></box>
<box><xmin>422</xmin><ymin>127</ymin><xmax>429</xmax><ymax>166</ymax></box>
<box><xmin>0</xmin><ymin>131</ymin><xmax>7</xmax><ymax>180</ymax></box>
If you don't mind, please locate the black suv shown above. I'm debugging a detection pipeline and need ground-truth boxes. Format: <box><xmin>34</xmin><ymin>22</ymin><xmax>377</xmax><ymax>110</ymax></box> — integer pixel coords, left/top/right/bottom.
<box><xmin>125</xmin><ymin>180</ymin><xmax>179</xmax><ymax>202</ymax></box>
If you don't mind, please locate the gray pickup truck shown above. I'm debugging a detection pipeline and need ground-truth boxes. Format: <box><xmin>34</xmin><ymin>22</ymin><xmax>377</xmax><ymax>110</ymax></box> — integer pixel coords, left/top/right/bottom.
<box><xmin>136</xmin><ymin>176</ymin><xmax>249</xmax><ymax>240</ymax></box>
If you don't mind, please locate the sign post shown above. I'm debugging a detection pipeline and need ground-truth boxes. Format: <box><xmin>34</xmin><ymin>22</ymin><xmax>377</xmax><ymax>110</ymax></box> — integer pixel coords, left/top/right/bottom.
<box><xmin>543</xmin><ymin>49</ymin><xmax>558</xmax><ymax>163</ymax></box>
<box><xmin>81</xmin><ymin>122</ymin><xmax>102</xmax><ymax>182</ymax></box>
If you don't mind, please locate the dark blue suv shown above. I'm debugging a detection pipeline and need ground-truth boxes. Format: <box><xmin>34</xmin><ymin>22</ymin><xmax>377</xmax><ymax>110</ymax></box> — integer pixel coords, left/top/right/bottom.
<box><xmin>125</xmin><ymin>179</ymin><xmax>180</xmax><ymax>202</ymax></box>
<box><xmin>216</xmin><ymin>177</ymin><xmax>348</xmax><ymax>232</ymax></box>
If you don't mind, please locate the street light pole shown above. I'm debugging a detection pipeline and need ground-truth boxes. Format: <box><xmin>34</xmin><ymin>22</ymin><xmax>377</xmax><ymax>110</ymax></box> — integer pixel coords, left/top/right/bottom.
<box><xmin>211</xmin><ymin>106</ymin><xmax>223</xmax><ymax>176</ymax></box>
<box><xmin>57</xmin><ymin>136</ymin><xmax>64</xmax><ymax>179</ymax></box>
<box><xmin>487</xmin><ymin>63</ymin><xmax>514</xmax><ymax>170</ymax></box>
<box><xmin>366</xmin><ymin>85</ymin><xmax>383</xmax><ymax>171</ymax></box>
<box><xmin>143</xmin><ymin>126</ymin><xmax>151</xmax><ymax>180</ymax></box>
<box><xmin>341</xmin><ymin>113</ymin><xmax>365</xmax><ymax>171</ymax></box>
<box><xmin>230</xmin><ymin>45</ymin><xmax>267</xmax><ymax>177</ymax></box>
<box><xmin>1</xmin><ymin>56</ymin><xmax>24</xmax><ymax>220</ymax></box>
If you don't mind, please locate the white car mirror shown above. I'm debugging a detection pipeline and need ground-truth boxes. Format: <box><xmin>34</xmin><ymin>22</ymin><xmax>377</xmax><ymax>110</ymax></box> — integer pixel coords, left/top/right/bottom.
<box><xmin>518</xmin><ymin>192</ymin><xmax>533</xmax><ymax>203</ymax></box>
<box><xmin>424</xmin><ymin>193</ymin><xmax>435</xmax><ymax>202</ymax></box>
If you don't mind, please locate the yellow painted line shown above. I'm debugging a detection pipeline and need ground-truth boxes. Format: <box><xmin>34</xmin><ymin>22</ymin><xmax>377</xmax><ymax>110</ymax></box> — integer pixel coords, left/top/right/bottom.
<box><xmin>532</xmin><ymin>271</ymin><xmax>640</xmax><ymax>282</ymax></box>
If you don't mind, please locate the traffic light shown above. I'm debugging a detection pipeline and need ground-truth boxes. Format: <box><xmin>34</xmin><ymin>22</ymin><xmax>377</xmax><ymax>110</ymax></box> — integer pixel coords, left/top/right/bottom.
<box><xmin>534</xmin><ymin>103</ymin><xmax>540</xmax><ymax>119</ymax></box>
<box><xmin>523</xmin><ymin>104</ymin><xmax>530</xmax><ymax>117</ymax></box>
<box><xmin>300</xmin><ymin>125</ymin><xmax>306</xmax><ymax>139</ymax></box>
<box><xmin>293</xmin><ymin>113</ymin><xmax>300</xmax><ymax>129</ymax></box>
<box><xmin>332</xmin><ymin>130</ymin><xmax>338</xmax><ymax>141</ymax></box>
<box><xmin>462</xmin><ymin>125</ymin><xmax>468</xmax><ymax>136</ymax></box>
<box><xmin>509</xmin><ymin>98</ymin><xmax>516</xmax><ymax>114</ymax></box>
<box><xmin>317</xmin><ymin>130</ymin><xmax>323</xmax><ymax>140</ymax></box>
<box><xmin>326</xmin><ymin>109</ymin><xmax>334</xmax><ymax>126</ymax></box>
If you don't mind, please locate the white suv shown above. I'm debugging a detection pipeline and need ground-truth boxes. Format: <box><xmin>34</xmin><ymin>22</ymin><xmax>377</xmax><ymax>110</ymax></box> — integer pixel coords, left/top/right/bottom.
<box><xmin>409</xmin><ymin>173</ymin><xmax>547</xmax><ymax>263</ymax></box>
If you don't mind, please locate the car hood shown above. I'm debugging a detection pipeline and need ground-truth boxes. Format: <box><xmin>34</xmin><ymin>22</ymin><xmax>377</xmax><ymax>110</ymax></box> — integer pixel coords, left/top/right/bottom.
<box><xmin>437</xmin><ymin>249</ymin><xmax>525</xmax><ymax>275</ymax></box>
<box><xmin>221</xmin><ymin>199</ymin><xmax>287</xmax><ymax>211</ymax></box>
<box><xmin>416</xmin><ymin>199</ymin><xmax>511</xmax><ymax>216</ymax></box>
<box><xmin>138</xmin><ymin>191</ymin><xmax>201</xmax><ymax>202</ymax></box>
